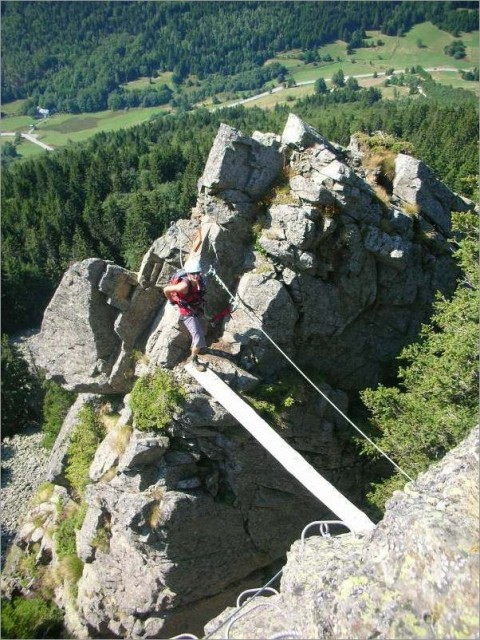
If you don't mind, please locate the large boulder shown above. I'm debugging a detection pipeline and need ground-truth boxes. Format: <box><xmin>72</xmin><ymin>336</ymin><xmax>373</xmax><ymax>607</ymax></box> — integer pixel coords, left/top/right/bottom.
<box><xmin>35</xmin><ymin>258</ymin><xmax>163</xmax><ymax>393</ymax></box>
<box><xmin>281</xmin><ymin>112</ymin><xmax>338</xmax><ymax>153</ymax></box>
<box><xmin>204</xmin><ymin>426</ymin><xmax>480</xmax><ymax>639</ymax></box>
<box><xmin>222</xmin><ymin>272</ymin><xmax>299</xmax><ymax>372</ymax></box>
<box><xmin>393</xmin><ymin>154</ymin><xmax>471</xmax><ymax>234</ymax></box>
<box><xmin>198</xmin><ymin>122</ymin><xmax>283</xmax><ymax>199</ymax></box>
<box><xmin>35</xmin><ymin>260</ymin><xmax>122</xmax><ymax>392</ymax></box>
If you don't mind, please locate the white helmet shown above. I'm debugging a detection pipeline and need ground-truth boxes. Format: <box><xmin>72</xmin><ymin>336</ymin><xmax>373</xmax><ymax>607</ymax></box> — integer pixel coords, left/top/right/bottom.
<box><xmin>184</xmin><ymin>256</ymin><xmax>202</xmax><ymax>273</ymax></box>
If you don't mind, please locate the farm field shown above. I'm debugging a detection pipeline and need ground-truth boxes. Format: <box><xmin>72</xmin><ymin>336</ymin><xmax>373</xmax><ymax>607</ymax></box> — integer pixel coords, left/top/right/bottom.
<box><xmin>222</xmin><ymin>22</ymin><xmax>478</xmax><ymax>109</ymax></box>
<box><xmin>0</xmin><ymin>135</ymin><xmax>45</xmax><ymax>159</ymax></box>
<box><xmin>1</xmin><ymin>22</ymin><xmax>477</xmax><ymax>156</ymax></box>
<box><xmin>1</xmin><ymin>105</ymin><xmax>171</xmax><ymax>148</ymax></box>
<box><xmin>0</xmin><ymin>115</ymin><xmax>34</xmax><ymax>133</ymax></box>
<box><xmin>122</xmin><ymin>71</ymin><xmax>175</xmax><ymax>91</ymax></box>
<box><xmin>1</xmin><ymin>98</ymin><xmax>28</xmax><ymax>115</ymax></box>
<box><xmin>266</xmin><ymin>22</ymin><xmax>478</xmax><ymax>83</ymax></box>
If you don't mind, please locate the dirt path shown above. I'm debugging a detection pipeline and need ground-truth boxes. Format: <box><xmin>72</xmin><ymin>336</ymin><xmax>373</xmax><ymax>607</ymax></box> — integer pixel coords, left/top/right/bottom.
<box><xmin>1</xmin><ymin>131</ymin><xmax>54</xmax><ymax>151</ymax></box>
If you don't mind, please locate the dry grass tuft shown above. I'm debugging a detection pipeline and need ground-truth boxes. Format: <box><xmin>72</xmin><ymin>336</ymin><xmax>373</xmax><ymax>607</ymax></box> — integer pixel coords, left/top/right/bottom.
<box><xmin>321</xmin><ymin>202</ymin><xmax>342</xmax><ymax>218</ymax></box>
<box><xmin>112</xmin><ymin>425</ymin><xmax>133</xmax><ymax>455</ymax></box>
<box><xmin>99</xmin><ymin>466</ymin><xmax>118</xmax><ymax>483</ymax></box>
<box><xmin>403</xmin><ymin>202</ymin><xmax>420</xmax><ymax>217</ymax></box>
<box><xmin>374</xmin><ymin>185</ymin><xmax>391</xmax><ymax>207</ymax></box>
<box><xmin>31</xmin><ymin>482</ymin><xmax>55</xmax><ymax>506</ymax></box>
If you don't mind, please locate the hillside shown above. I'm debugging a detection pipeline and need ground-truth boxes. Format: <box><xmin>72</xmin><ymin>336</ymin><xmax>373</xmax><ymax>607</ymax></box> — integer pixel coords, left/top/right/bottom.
<box><xmin>1</xmin><ymin>1</ymin><xmax>478</xmax><ymax>111</ymax></box>
<box><xmin>2</xmin><ymin>114</ymin><xmax>477</xmax><ymax>639</ymax></box>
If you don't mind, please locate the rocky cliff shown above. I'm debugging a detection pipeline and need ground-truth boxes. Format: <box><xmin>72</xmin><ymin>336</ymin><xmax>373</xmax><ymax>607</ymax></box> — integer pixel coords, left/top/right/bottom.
<box><xmin>205</xmin><ymin>425</ymin><xmax>479</xmax><ymax>639</ymax></box>
<box><xmin>8</xmin><ymin>114</ymin><xmax>474</xmax><ymax>638</ymax></box>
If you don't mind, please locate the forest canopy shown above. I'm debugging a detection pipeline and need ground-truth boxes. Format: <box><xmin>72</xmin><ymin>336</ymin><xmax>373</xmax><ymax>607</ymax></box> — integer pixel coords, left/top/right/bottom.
<box><xmin>1</xmin><ymin>89</ymin><xmax>478</xmax><ymax>335</ymax></box>
<box><xmin>1</xmin><ymin>1</ymin><xmax>478</xmax><ymax>111</ymax></box>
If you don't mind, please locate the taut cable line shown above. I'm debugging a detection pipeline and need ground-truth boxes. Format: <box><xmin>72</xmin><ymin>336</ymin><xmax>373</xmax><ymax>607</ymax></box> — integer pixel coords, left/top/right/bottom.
<box><xmin>207</xmin><ymin>265</ymin><xmax>414</xmax><ymax>483</ymax></box>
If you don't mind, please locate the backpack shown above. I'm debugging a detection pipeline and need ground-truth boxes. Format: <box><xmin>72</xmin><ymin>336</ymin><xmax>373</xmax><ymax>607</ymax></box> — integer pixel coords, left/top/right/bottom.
<box><xmin>168</xmin><ymin>269</ymin><xmax>205</xmax><ymax>315</ymax></box>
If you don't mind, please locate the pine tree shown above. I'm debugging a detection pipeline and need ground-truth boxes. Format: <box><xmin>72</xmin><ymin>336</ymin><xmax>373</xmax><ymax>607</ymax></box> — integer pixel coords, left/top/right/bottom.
<box><xmin>360</xmin><ymin>211</ymin><xmax>479</xmax><ymax>509</ymax></box>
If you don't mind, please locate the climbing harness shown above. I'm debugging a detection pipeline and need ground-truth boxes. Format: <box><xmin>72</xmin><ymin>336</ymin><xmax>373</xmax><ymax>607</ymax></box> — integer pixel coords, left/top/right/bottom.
<box><xmin>167</xmin><ymin>269</ymin><xmax>205</xmax><ymax>317</ymax></box>
<box><xmin>208</xmin><ymin>305</ymin><xmax>232</xmax><ymax>325</ymax></box>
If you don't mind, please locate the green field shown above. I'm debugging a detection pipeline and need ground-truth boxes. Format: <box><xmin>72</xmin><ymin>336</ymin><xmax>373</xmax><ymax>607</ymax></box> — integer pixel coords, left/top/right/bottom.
<box><xmin>10</xmin><ymin>106</ymin><xmax>170</xmax><ymax>148</ymax></box>
<box><xmin>224</xmin><ymin>22</ymin><xmax>478</xmax><ymax>109</ymax></box>
<box><xmin>263</xmin><ymin>22</ymin><xmax>478</xmax><ymax>85</ymax></box>
<box><xmin>0</xmin><ymin>114</ymin><xmax>35</xmax><ymax>133</ymax></box>
<box><xmin>1</xmin><ymin>135</ymin><xmax>46</xmax><ymax>159</ymax></box>
<box><xmin>122</xmin><ymin>70</ymin><xmax>175</xmax><ymax>91</ymax></box>
<box><xmin>1</xmin><ymin>98</ymin><xmax>29</xmax><ymax>115</ymax></box>
<box><xmin>1</xmin><ymin>21</ymin><xmax>477</xmax><ymax>156</ymax></box>
<box><xmin>237</xmin><ymin>77</ymin><xmax>412</xmax><ymax>111</ymax></box>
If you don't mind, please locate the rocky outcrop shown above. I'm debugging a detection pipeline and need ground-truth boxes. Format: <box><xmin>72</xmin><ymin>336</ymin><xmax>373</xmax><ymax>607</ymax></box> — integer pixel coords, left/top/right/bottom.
<box><xmin>35</xmin><ymin>115</ymin><xmax>468</xmax><ymax>392</ymax></box>
<box><xmin>26</xmin><ymin>114</ymin><xmax>474</xmax><ymax>637</ymax></box>
<box><xmin>204</xmin><ymin>426</ymin><xmax>480</xmax><ymax>639</ymax></box>
<box><xmin>74</xmin><ymin>360</ymin><xmax>357</xmax><ymax>638</ymax></box>
<box><xmin>393</xmin><ymin>153</ymin><xmax>471</xmax><ymax>235</ymax></box>
<box><xmin>33</xmin><ymin>259</ymin><xmax>162</xmax><ymax>393</ymax></box>
<box><xmin>198</xmin><ymin>121</ymin><xmax>283</xmax><ymax>198</ymax></box>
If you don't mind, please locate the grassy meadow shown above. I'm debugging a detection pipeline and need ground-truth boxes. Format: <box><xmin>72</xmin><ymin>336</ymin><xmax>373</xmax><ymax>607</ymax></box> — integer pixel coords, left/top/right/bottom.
<box><xmin>1</xmin><ymin>105</ymin><xmax>171</xmax><ymax>148</ymax></box>
<box><xmin>122</xmin><ymin>70</ymin><xmax>175</xmax><ymax>91</ymax></box>
<box><xmin>0</xmin><ymin>22</ymin><xmax>477</xmax><ymax>156</ymax></box>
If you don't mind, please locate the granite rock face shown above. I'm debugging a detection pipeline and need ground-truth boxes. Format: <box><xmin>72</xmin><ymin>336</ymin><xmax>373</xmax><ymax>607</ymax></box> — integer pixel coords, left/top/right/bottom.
<box><xmin>35</xmin><ymin>116</ymin><xmax>469</xmax><ymax>391</ymax></box>
<box><xmin>26</xmin><ymin>115</ymin><xmax>474</xmax><ymax>637</ymax></box>
<box><xmin>74</xmin><ymin>364</ymin><xmax>358</xmax><ymax>638</ymax></box>
<box><xmin>198</xmin><ymin>121</ymin><xmax>283</xmax><ymax>198</ymax></box>
<box><xmin>204</xmin><ymin>426</ymin><xmax>480</xmax><ymax>640</ymax></box>
<box><xmin>34</xmin><ymin>258</ymin><xmax>161</xmax><ymax>393</ymax></box>
<box><xmin>393</xmin><ymin>153</ymin><xmax>471</xmax><ymax>235</ymax></box>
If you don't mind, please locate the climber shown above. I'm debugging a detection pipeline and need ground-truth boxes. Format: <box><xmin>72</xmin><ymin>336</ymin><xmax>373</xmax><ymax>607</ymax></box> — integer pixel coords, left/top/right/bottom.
<box><xmin>163</xmin><ymin>256</ymin><xmax>207</xmax><ymax>372</ymax></box>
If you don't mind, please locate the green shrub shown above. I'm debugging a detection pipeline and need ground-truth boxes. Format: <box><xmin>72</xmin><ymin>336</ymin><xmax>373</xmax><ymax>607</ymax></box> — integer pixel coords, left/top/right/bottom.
<box><xmin>353</xmin><ymin>131</ymin><xmax>415</xmax><ymax>156</ymax></box>
<box><xmin>41</xmin><ymin>380</ymin><xmax>75</xmax><ymax>449</ymax></box>
<box><xmin>57</xmin><ymin>554</ymin><xmax>84</xmax><ymax>598</ymax></box>
<box><xmin>15</xmin><ymin>550</ymin><xmax>41</xmax><ymax>590</ymax></box>
<box><xmin>244</xmin><ymin>371</ymin><xmax>305</xmax><ymax>428</ymax></box>
<box><xmin>65</xmin><ymin>405</ymin><xmax>105</xmax><ymax>496</ymax></box>
<box><xmin>56</xmin><ymin>502</ymin><xmax>87</xmax><ymax>558</ymax></box>
<box><xmin>130</xmin><ymin>369</ymin><xmax>186</xmax><ymax>432</ymax></box>
<box><xmin>360</xmin><ymin>212</ymin><xmax>479</xmax><ymax>509</ymax></box>
<box><xmin>1</xmin><ymin>596</ymin><xmax>63</xmax><ymax>639</ymax></box>
<box><xmin>31</xmin><ymin>481</ymin><xmax>55</xmax><ymax>505</ymax></box>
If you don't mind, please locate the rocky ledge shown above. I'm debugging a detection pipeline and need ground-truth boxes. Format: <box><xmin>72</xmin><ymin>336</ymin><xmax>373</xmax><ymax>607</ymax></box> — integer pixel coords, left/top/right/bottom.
<box><xmin>205</xmin><ymin>426</ymin><xmax>480</xmax><ymax>639</ymax></box>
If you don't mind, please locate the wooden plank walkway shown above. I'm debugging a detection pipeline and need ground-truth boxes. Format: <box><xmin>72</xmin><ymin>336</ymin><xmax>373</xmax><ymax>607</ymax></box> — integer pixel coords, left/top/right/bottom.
<box><xmin>185</xmin><ymin>363</ymin><xmax>375</xmax><ymax>535</ymax></box>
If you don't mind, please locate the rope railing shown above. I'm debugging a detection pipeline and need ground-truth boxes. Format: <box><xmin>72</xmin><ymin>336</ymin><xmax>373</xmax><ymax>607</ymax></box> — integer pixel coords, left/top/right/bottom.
<box><xmin>174</xmin><ymin>518</ymin><xmax>354</xmax><ymax>640</ymax></box>
<box><xmin>207</xmin><ymin>265</ymin><xmax>414</xmax><ymax>483</ymax></box>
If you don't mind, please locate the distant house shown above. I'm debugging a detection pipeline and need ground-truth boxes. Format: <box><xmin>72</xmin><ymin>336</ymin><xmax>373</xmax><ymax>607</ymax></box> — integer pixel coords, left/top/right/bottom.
<box><xmin>36</xmin><ymin>106</ymin><xmax>50</xmax><ymax>118</ymax></box>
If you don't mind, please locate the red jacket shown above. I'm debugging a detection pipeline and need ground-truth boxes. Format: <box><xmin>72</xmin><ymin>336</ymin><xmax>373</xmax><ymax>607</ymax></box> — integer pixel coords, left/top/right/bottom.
<box><xmin>171</xmin><ymin>276</ymin><xmax>205</xmax><ymax>317</ymax></box>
